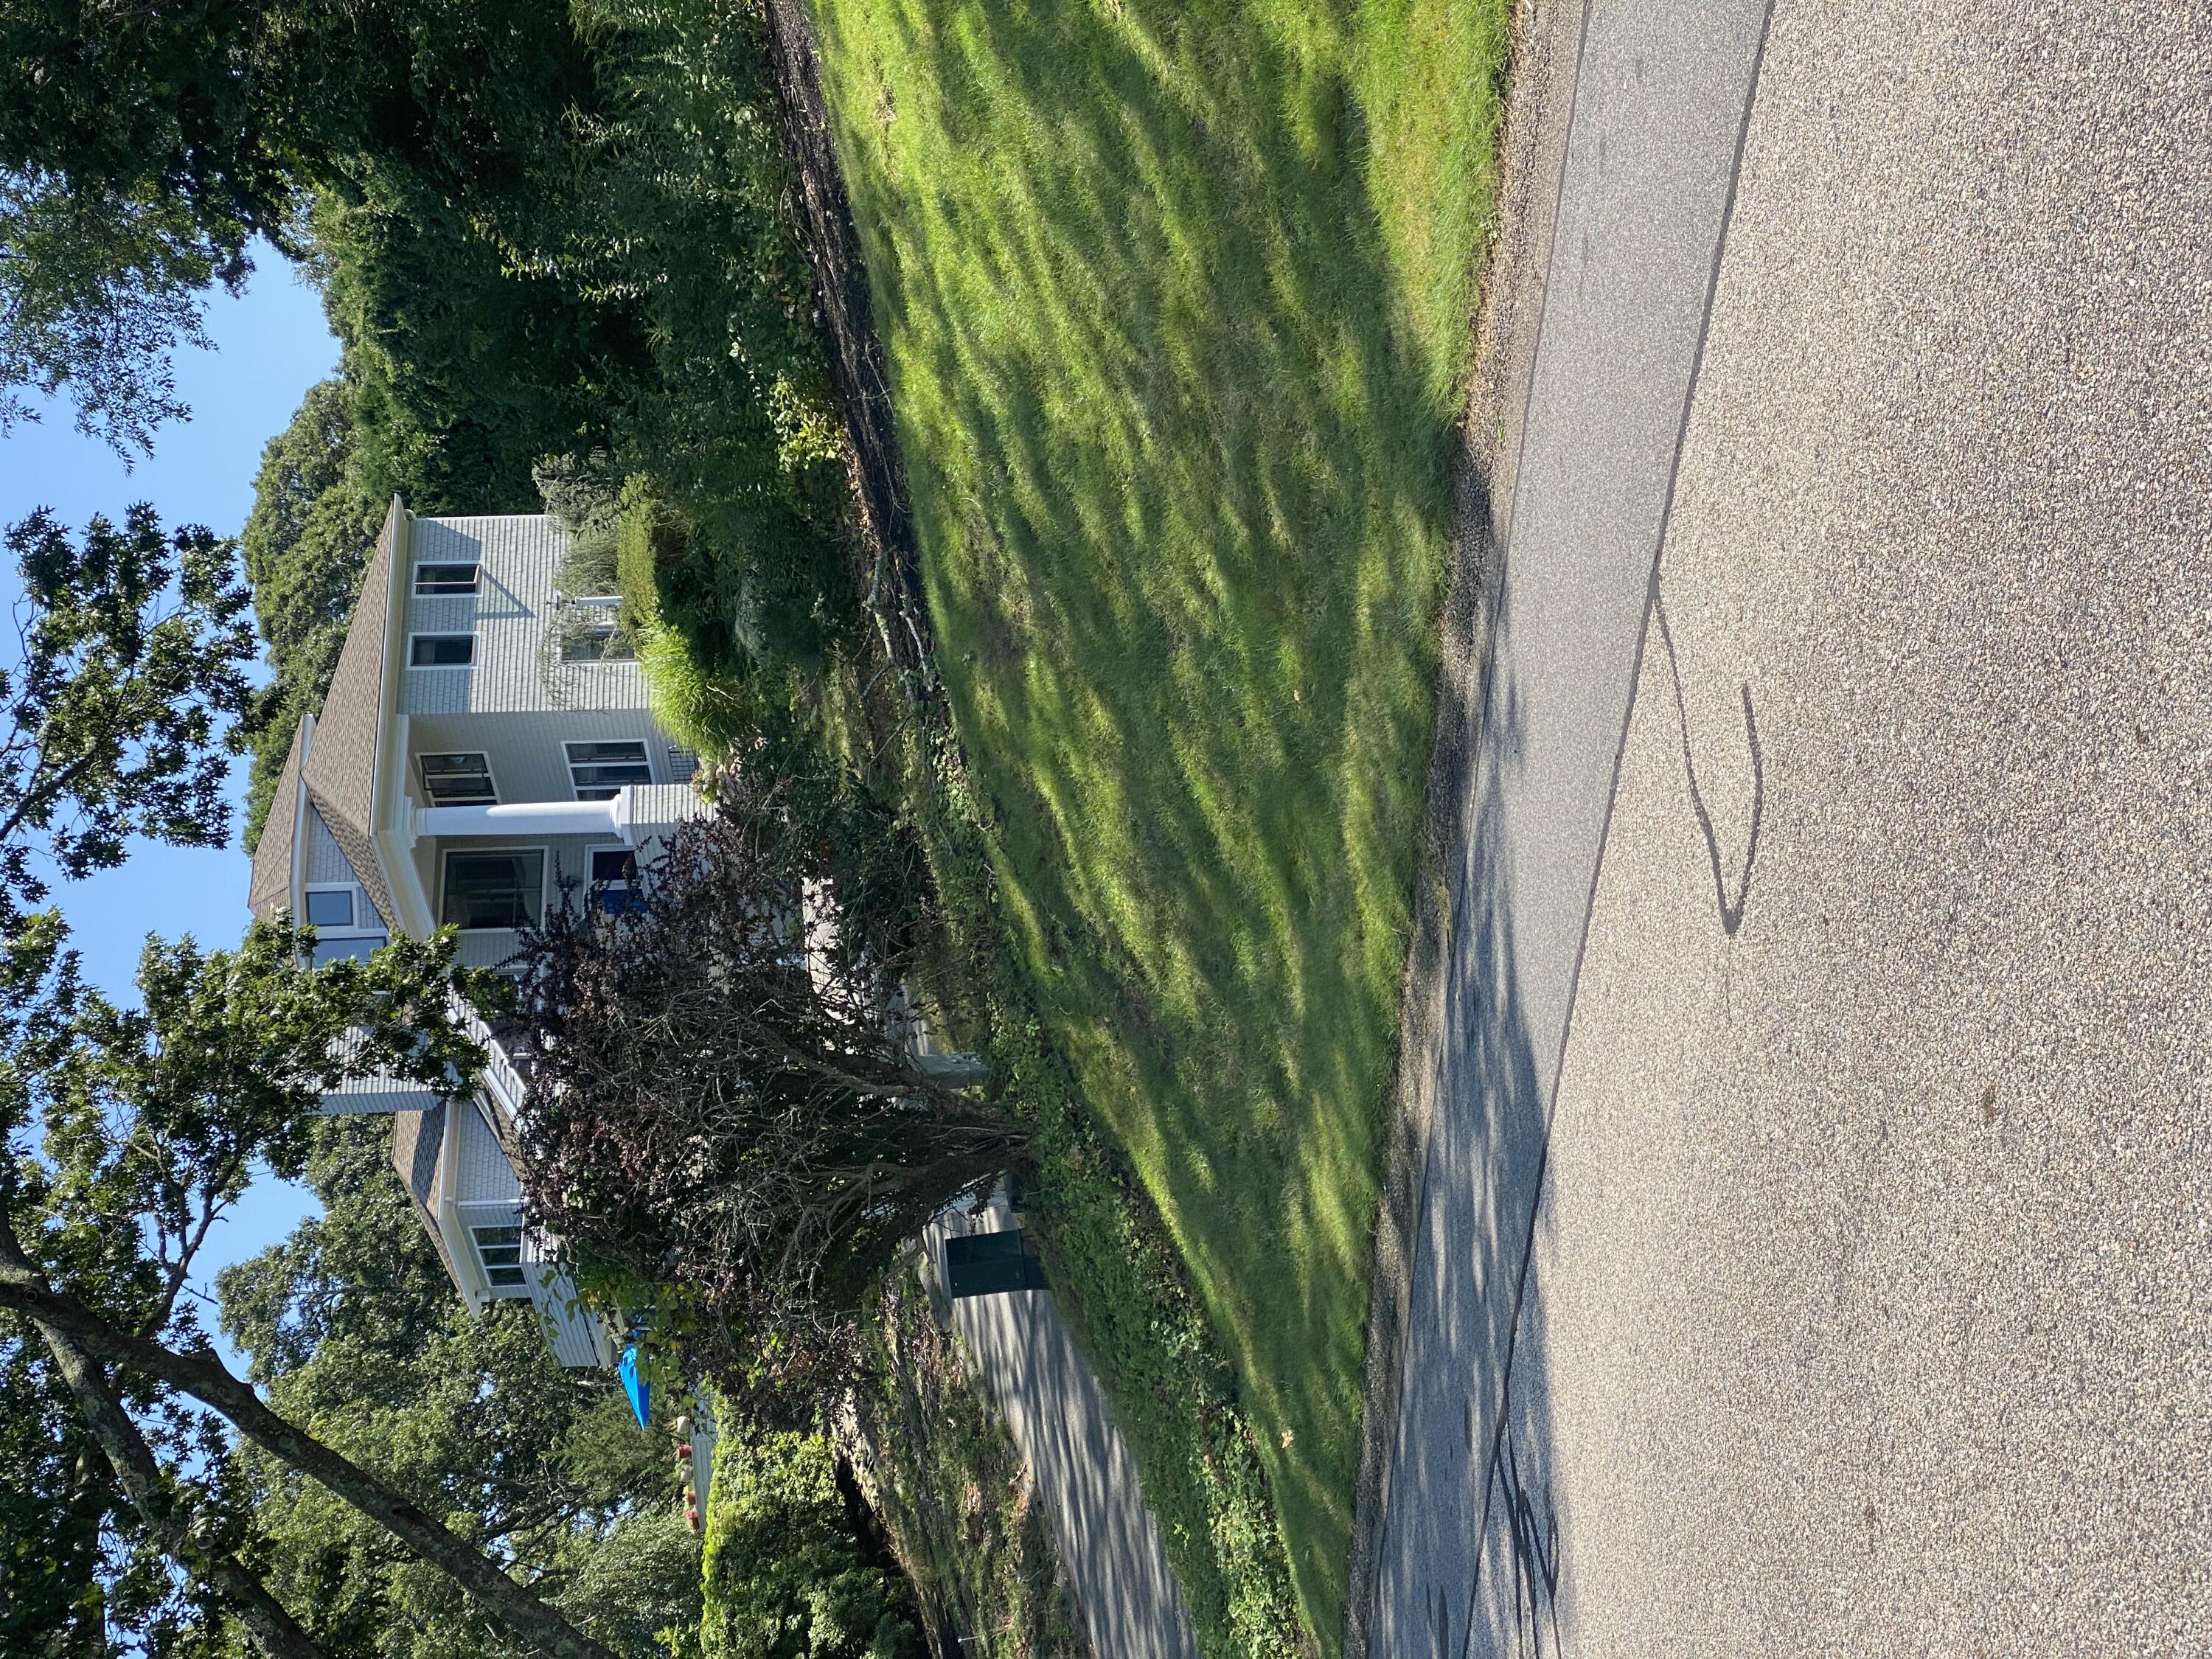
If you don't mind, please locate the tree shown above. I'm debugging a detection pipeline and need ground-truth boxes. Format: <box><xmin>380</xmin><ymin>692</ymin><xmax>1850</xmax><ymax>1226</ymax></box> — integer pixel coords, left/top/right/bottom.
<box><xmin>215</xmin><ymin>1117</ymin><xmax>700</xmax><ymax>1659</ymax></box>
<box><xmin>1</xmin><ymin>170</ymin><xmax>253</xmax><ymax>454</ymax></box>
<box><xmin>236</xmin><ymin>379</ymin><xmax>381</xmax><ymax>850</ymax></box>
<box><xmin>0</xmin><ymin>504</ymin><xmax>625</xmax><ymax>1657</ymax></box>
<box><xmin>698</xmin><ymin>1432</ymin><xmax>920</xmax><ymax>1659</ymax></box>
<box><xmin>1</xmin><ymin>505</ymin><xmax>255</xmax><ymax>928</ymax></box>
<box><xmin>512</xmin><ymin>764</ymin><xmax>1020</xmax><ymax>1423</ymax></box>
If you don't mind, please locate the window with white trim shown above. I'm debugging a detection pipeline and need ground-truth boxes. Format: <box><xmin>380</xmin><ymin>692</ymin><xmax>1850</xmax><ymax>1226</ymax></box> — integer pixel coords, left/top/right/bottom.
<box><xmin>418</xmin><ymin>752</ymin><xmax>495</xmax><ymax>807</ymax></box>
<box><xmin>442</xmin><ymin>849</ymin><xmax>545</xmax><ymax>931</ymax></box>
<box><xmin>410</xmin><ymin>634</ymin><xmax>474</xmax><ymax>667</ymax></box>
<box><xmin>560</xmin><ymin>616</ymin><xmax>636</xmax><ymax>662</ymax></box>
<box><xmin>301</xmin><ymin>884</ymin><xmax>386</xmax><ymax>967</ymax></box>
<box><xmin>304</xmin><ymin>887</ymin><xmax>356</xmax><ymax>929</ymax></box>
<box><xmin>471</xmin><ymin>1225</ymin><xmax>528</xmax><ymax>1290</ymax></box>
<box><xmin>588</xmin><ymin>846</ymin><xmax>640</xmax><ymax>915</ymax></box>
<box><xmin>414</xmin><ymin>562</ymin><xmax>479</xmax><ymax>595</ymax></box>
<box><xmin>565</xmin><ymin>740</ymin><xmax>651</xmax><ymax>801</ymax></box>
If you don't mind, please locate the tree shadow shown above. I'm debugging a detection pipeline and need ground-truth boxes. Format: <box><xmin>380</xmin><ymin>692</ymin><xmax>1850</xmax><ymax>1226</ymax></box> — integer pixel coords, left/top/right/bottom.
<box><xmin>807</xmin><ymin>0</ymin><xmax>1486</xmax><ymax>1627</ymax></box>
<box><xmin>1654</xmin><ymin>592</ymin><xmax>1762</xmax><ymax>936</ymax></box>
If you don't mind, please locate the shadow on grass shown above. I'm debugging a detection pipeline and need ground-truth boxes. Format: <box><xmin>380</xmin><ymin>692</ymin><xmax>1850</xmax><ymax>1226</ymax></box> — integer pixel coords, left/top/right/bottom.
<box><xmin>809</xmin><ymin>0</ymin><xmax>1507</xmax><ymax>1643</ymax></box>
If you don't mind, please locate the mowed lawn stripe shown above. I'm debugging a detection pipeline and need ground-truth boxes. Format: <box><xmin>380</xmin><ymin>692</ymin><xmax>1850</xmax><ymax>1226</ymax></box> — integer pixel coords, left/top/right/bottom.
<box><xmin>810</xmin><ymin>0</ymin><xmax>1509</xmax><ymax>1640</ymax></box>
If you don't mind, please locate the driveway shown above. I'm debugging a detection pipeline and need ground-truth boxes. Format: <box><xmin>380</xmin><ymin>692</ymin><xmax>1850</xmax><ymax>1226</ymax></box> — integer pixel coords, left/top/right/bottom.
<box><xmin>1366</xmin><ymin>1</ymin><xmax>2212</xmax><ymax>1653</ymax></box>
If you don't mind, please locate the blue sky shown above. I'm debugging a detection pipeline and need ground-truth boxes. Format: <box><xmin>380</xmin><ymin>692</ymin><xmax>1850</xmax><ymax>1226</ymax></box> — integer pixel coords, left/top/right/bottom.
<box><xmin>3</xmin><ymin>246</ymin><xmax>340</xmax><ymax>1366</ymax></box>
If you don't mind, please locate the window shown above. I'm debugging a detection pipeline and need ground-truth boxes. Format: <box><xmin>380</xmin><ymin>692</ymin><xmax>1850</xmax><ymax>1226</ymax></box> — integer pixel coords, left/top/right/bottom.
<box><xmin>419</xmin><ymin>752</ymin><xmax>495</xmax><ymax>807</ymax></box>
<box><xmin>302</xmin><ymin>884</ymin><xmax>383</xmax><ymax>966</ymax></box>
<box><xmin>565</xmin><ymin>740</ymin><xmax>651</xmax><ymax>801</ymax></box>
<box><xmin>310</xmin><ymin>936</ymin><xmax>385</xmax><ymax>967</ymax></box>
<box><xmin>414</xmin><ymin>563</ymin><xmax>479</xmax><ymax>596</ymax></box>
<box><xmin>471</xmin><ymin>1225</ymin><xmax>528</xmax><ymax>1290</ymax></box>
<box><xmin>589</xmin><ymin>846</ymin><xmax>640</xmax><ymax>915</ymax></box>
<box><xmin>303</xmin><ymin>887</ymin><xmax>355</xmax><ymax>929</ymax></box>
<box><xmin>410</xmin><ymin>633</ymin><xmax>475</xmax><ymax>667</ymax></box>
<box><xmin>442</xmin><ymin>849</ymin><xmax>545</xmax><ymax>931</ymax></box>
<box><xmin>560</xmin><ymin>619</ymin><xmax>636</xmax><ymax>662</ymax></box>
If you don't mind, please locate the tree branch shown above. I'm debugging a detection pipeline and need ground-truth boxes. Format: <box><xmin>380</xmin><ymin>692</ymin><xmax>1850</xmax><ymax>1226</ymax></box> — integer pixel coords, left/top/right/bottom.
<box><xmin>0</xmin><ymin>1233</ymin><xmax>622</xmax><ymax>1659</ymax></box>
<box><xmin>33</xmin><ymin>1324</ymin><xmax>326</xmax><ymax>1659</ymax></box>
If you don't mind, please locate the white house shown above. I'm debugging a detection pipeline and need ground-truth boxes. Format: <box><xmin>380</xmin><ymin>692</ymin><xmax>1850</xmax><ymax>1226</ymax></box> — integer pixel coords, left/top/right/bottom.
<box><xmin>247</xmin><ymin>498</ymin><xmax>704</xmax><ymax>1368</ymax></box>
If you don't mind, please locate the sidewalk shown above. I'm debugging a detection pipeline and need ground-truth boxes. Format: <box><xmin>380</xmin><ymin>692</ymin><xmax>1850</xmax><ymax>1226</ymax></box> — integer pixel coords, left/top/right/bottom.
<box><xmin>923</xmin><ymin>1199</ymin><xmax>1201</xmax><ymax>1659</ymax></box>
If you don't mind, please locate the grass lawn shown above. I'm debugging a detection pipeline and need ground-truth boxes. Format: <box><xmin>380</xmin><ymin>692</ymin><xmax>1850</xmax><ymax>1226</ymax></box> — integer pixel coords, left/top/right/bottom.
<box><xmin>810</xmin><ymin>0</ymin><xmax>1512</xmax><ymax>1642</ymax></box>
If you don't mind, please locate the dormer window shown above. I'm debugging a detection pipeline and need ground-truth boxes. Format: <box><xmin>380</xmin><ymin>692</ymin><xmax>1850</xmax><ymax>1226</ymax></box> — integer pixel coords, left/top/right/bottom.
<box><xmin>471</xmin><ymin>1225</ymin><xmax>528</xmax><ymax>1290</ymax></box>
<box><xmin>414</xmin><ymin>563</ymin><xmax>480</xmax><ymax>595</ymax></box>
<box><xmin>304</xmin><ymin>888</ymin><xmax>355</xmax><ymax>928</ymax></box>
<box><xmin>419</xmin><ymin>752</ymin><xmax>496</xmax><ymax>806</ymax></box>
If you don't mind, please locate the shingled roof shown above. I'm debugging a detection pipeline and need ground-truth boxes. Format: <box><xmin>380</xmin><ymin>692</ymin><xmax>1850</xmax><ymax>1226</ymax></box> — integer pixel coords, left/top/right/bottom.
<box><xmin>247</xmin><ymin>721</ymin><xmax>306</xmax><ymax>921</ymax></box>
<box><xmin>246</xmin><ymin>499</ymin><xmax>403</xmax><ymax>927</ymax></box>
<box><xmin>391</xmin><ymin>1102</ymin><xmax>460</xmax><ymax>1286</ymax></box>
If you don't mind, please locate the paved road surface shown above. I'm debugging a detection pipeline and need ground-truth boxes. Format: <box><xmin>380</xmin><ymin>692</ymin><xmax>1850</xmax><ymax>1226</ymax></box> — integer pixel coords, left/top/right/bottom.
<box><xmin>1372</xmin><ymin>1</ymin><xmax>2211</xmax><ymax>1653</ymax></box>
<box><xmin>927</xmin><ymin>1202</ymin><xmax>1201</xmax><ymax>1659</ymax></box>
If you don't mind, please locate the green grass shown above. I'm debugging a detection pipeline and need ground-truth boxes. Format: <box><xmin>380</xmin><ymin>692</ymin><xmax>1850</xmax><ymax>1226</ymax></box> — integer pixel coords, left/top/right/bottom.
<box><xmin>809</xmin><ymin>0</ymin><xmax>1511</xmax><ymax>1643</ymax></box>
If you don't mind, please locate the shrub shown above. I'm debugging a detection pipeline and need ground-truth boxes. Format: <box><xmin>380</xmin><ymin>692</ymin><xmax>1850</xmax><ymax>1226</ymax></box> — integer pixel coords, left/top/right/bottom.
<box><xmin>512</xmin><ymin>766</ymin><xmax>1026</xmax><ymax>1423</ymax></box>
<box><xmin>700</xmin><ymin>1432</ymin><xmax>922</xmax><ymax>1659</ymax></box>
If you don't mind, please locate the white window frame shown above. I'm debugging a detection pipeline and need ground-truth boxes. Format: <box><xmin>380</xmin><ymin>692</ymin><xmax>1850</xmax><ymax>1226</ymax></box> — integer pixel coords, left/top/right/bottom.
<box><xmin>564</xmin><ymin>738</ymin><xmax>654</xmax><ymax>802</ymax></box>
<box><xmin>583</xmin><ymin>843</ymin><xmax>640</xmax><ymax>915</ymax></box>
<box><xmin>300</xmin><ymin>883</ymin><xmax>386</xmax><ymax>966</ymax></box>
<box><xmin>301</xmin><ymin>882</ymin><xmax>371</xmax><ymax>933</ymax></box>
<box><xmin>438</xmin><ymin>845</ymin><xmax>549</xmax><ymax>933</ymax></box>
<box><xmin>469</xmin><ymin>1222</ymin><xmax>530</xmax><ymax>1293</ymax></box>
<box><xmin>408</xmin><ymin>632</ymin><xmax>476</xmax><ymax>668</ymax></box>
<box><xmin>559</xmin><ymin>612</ymin><xmax>636</xmax><ymax>663</ymax></box>
<box><xmin>412</xmin><ymin>561</ymin><xmax>481</xmax><ymax>596</ymax></box>
<box><xmin>417</xmin><ymin>750</ymin><xmax>498</xmax><ymax>807</ymax></box>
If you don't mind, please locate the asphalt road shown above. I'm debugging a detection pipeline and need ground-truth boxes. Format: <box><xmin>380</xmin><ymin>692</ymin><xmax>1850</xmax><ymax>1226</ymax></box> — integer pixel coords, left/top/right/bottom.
<box><xmin>1371</xmin><ymin>1</ymin><xmax>2211</xmax><ymax>1652</ymax></box>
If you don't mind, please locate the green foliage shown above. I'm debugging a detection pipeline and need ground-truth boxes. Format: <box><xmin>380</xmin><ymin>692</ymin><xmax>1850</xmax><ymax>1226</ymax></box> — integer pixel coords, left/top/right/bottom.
<box><xmin>0</xmin><ymin>914</ymin><xmax>495</xmax><ymax>1653</ymax></box>
<box><xmin>1</xmin><ymin>504</ymin><xmax>257</xmax><ymax>927</ymax></box>
<box><xmin>237</xmin><ymin>378</ymin><xmax>382</xmax><ymax>851</ymax></box>
<box><xmin>216</xmin><ymin>1116</ymin><xmax>699</xmax><ymax>1659</ymax></box>
<box><xmin>312</xmin><ymin>175</ymin><xmax>636</xmax><ymax>516</ymax></box>
<box><xmin>0</xmin><ymin>170</ymin><xmax>251</xmax><ymax>453</ymax></box>
<box><xmin>810</xmin><ymin>0</ymin><xmax>1512</xmax><ymax>1637</ymax></box>
<box><xmin>699</xmin><ymin>1432</ymin><xmax>921</xmax><ymax>1659</ymax></box>
<box><xmin>901</xmin><ymin>737</ymin><xmax>1304</xmax><ymax>1659</ymax></box>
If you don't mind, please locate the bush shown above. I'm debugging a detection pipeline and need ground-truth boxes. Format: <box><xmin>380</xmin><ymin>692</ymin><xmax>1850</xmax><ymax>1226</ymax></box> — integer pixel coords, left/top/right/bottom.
<box><xmin>512</xmin><ymin>768</ymin><xmax>1026</xmax><ymax>1423</ymax></box>
<box><xmin>700</xmin><ymin>1433</ymin><xmax>922</xmax><ymax>1659</ymax></box>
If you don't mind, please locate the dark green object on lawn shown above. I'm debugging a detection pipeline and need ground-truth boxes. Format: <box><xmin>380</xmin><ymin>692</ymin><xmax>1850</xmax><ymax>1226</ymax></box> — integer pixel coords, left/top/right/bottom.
<box><xmin>944</xmin><ymin>1230</ymin><xmax>1047</xmax><ymax>1298</ymax></box>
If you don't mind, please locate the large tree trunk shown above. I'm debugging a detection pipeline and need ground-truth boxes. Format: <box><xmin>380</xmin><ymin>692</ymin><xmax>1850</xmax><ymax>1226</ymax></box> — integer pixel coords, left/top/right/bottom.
<box><xmin>0</xmin><ymin>1247</ymin><xmax>621</xmax><ymax>1659</ymax></box>
<box><xmin>37</xmin><ymin>1326</ymin><xmax>326</xmax><ymax>1659</ymax></box>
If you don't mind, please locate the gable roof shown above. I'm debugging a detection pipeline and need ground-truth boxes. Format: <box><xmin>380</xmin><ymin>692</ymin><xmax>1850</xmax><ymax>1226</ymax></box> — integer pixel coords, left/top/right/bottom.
<box><xmin>248</xmin><ymin>720</ymin><xmax>306</xmax><ymax>921</ymax></box>
<box><xmin>391</xmin><ymin>1102</ymin><xmax>462</xmax><ymax>1287</ymax></box>
<box><xmin>246</xmin><ymin>498</ymin><xmax>405</xmax><ymax>928</ymax></box>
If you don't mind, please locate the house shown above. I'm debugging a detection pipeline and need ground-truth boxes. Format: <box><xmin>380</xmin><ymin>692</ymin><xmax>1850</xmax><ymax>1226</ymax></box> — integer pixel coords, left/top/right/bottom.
<box><xmin>247</xmin><ymin>498</ymin><xmax>704</xmax><ymax>1368</ymax></box>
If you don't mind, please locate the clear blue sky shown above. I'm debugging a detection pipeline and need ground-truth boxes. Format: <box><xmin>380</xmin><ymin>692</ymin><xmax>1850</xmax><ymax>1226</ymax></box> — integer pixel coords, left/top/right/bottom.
<box><xmin>2</xmin><ymin>246</ymin><xmax>340</xmax><ymax>1366</ymax></box>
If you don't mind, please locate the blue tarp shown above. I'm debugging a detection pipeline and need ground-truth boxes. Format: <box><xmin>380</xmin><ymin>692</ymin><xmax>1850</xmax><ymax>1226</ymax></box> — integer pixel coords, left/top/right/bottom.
<box><xmin>618</xmin><ymin>1344</ymin><xmax>651</xmax><ymax>1428</ymax></box>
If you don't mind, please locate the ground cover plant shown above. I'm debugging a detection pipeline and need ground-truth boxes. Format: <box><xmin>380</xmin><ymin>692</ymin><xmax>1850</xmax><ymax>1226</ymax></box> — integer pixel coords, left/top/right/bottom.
<box><xmin>851</xmin><ymin>1269</ymin><xmax>1086</xmax><ymax>1659</ymax></box>
<box><xmin>804</xmin><ymin>0</ymin><xmax>1513</xmax><ymax>1639</ymax></box>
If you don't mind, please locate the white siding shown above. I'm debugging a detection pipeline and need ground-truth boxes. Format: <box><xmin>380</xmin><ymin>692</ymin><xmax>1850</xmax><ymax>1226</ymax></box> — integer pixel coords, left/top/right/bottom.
<box><xmin>304</xmin><ymin>811</ymin><xmax>361</xmax><ymax>886</ymax></box>
<box><xmin>408</xmin><ymin>710</ymin><xmax>673</xmax><ymax>807</ymax></box>
<box><xmin>399</xmin><ymin>515</ymin><xmax>655</xmax><ymax>718</ymax></box>
<box><xmin>453</xmin><ymin>1098</ymin><xmax>524</xmax><ymax>1204</ymax></box>
<box><xmin>529</xmin><ymin>1259</ymin><xmax>614</xmax><ymax>1368</ymax></box>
